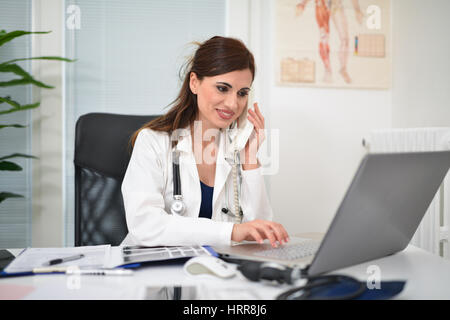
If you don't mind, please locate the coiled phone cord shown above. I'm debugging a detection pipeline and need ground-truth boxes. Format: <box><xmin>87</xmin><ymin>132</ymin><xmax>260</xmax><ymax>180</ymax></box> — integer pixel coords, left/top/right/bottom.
<box><xmin>233</xmin><ymin>150</ymin><xmax>242</xmax><ymax>224</ymax></box>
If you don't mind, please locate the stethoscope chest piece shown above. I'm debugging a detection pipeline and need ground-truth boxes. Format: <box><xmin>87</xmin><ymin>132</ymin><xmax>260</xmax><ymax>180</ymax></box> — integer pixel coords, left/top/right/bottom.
<box><xmin>171</xmin><ymin>195</ymin><xmax>186</xmax><ymax>215</ymax></box>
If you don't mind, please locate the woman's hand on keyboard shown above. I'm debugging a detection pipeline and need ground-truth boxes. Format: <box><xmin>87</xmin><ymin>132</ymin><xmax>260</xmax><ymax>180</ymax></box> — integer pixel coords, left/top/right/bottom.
<box><xmin>231</xmin><ymin>219</ymin><xmax>290</xmax><ymax>248</ymax></box>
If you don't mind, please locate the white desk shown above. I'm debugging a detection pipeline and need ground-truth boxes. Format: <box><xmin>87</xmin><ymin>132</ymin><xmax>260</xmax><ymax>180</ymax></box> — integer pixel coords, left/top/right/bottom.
<box><xmin>1</xmin><ymin>244</ymin><xmax>450</xmax><ymax>300</ymax></box>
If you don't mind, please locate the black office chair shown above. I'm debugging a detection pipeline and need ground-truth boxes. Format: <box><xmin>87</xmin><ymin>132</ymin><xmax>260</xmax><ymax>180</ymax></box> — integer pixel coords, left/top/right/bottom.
<box><xmin>74</xmin><ymin>112</ymin><xmax>158</xmax><ymax>246</ymax></box>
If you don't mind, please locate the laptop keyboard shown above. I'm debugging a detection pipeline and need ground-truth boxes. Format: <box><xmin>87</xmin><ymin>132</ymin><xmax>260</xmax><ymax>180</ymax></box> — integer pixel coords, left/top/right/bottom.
<box><xmin>255</xmin><ymin>239</ymin><xmax>320</xmax><ymax>260</ymax></box>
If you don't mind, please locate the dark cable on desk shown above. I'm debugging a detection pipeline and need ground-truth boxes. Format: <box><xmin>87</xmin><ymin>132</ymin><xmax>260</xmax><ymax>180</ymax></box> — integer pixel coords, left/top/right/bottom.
<box><xmin>276</xmin><ymin>275</ymin><xmax>366</xmax><ymax>300</ymax></box>
<box><xmin>218</xmin><ymin>255</ymin><xmax>305</xmax><ymax>284</ymax></box>
<box><xmin>238</xmin><ymin>260</ymin><xmax>303</xmax><ymax>284</ymax></box>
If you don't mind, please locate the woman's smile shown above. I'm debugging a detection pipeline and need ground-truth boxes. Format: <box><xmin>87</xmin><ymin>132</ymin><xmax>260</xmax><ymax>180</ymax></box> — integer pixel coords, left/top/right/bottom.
<box><xmin>216</xmin><ymin>108</ymin><xmax>235</xmax><ymax>120</ymax></box>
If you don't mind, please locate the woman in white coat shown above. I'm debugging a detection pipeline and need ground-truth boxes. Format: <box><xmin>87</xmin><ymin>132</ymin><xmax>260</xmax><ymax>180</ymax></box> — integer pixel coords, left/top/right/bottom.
<box><xmin>121</xmin><ymin>36</ymin><xmax>289</xmax><ymax>248</ymax></box>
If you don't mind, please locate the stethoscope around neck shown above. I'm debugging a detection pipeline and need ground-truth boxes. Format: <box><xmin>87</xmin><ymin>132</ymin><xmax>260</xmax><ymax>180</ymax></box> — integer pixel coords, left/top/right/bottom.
<box><xmin>170</xmin><ymin>150</ymin><xmax>243</xmax><ymax>223</ymax></box>
<box><xmin>170</xmin><ymin>150</ymin><xmax>186</xmax><ymax>216</ymax></box>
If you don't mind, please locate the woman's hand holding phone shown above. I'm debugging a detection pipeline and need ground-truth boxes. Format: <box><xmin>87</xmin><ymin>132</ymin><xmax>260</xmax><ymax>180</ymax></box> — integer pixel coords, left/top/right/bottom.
<box><xmin>243</xmin><ymin>102</ymin><xmax>266</xmax><ymax>170</ymax></box>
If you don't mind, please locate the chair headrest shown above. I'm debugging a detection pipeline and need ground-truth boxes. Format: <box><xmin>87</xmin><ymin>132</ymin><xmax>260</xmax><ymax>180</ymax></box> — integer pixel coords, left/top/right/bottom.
<box><xmin>74</xmin><ymin>113</ymin><xmax>158</xmax><ymax>179</ymax></box>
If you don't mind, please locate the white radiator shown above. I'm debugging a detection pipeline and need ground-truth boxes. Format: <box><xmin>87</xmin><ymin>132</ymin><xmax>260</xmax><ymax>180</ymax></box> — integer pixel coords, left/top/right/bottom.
<box><xmin>363</xmin><ymin>128</ymin><xmax>450</xmax><ymax>259</ymax></box>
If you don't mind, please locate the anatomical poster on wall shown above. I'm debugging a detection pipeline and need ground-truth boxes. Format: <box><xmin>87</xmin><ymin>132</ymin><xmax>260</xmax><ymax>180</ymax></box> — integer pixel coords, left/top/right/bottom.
<box><xmin>276</xmin><ymin>0</ymin><xmax>391</xmax><ymax>89</ymax></box>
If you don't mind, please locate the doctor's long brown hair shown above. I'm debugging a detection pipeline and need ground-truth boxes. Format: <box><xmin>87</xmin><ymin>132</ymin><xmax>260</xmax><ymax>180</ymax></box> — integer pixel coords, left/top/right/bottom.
<box><xmin>130</xmin><ymin>36</ymin><xmax>255</xmax><ymax>147</ymax></box>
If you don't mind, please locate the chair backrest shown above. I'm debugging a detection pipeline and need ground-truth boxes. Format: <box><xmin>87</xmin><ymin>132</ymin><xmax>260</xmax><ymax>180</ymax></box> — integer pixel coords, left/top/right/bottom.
<box><xmin>74</xmin><ymin>112</ymin><xmax>158</xmax><ymax>246</ymax></box>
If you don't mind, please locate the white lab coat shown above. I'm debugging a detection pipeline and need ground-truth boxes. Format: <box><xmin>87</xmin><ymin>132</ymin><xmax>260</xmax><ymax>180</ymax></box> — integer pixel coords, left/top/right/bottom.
<box><xmin>120</xmin><ymin>127</ymin><xmax>273</xmax><ymax>247</ymax></box>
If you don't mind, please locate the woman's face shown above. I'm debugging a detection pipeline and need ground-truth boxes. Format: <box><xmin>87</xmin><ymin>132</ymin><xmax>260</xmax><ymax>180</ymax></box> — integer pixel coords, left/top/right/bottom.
<box><xmin>189</xmin><ymin>69</ymin><xmax>253</xmax><ymax>129</ymax></box>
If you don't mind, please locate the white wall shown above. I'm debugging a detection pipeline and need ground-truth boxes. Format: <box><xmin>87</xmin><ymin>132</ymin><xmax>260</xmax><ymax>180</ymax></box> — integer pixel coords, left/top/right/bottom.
<box><xmin>391</xmin><ymin>0</ymin><xmax>450</xmax><ymax>128</ymax></box>
<box><xmin>269</xmin><ymin>87</ymin><xmax>391</xmax><ymax>234</ymax></box>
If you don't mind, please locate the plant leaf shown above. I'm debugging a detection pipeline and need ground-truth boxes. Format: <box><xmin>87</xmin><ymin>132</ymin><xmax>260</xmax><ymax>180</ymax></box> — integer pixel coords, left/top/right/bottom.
<box><xmin>0</xmin><ymin>30</ymin><xmax>50</xmax><ymax>47</ymax></box>
<box><xmin>0</xmin><ymin>153</ymin><xmax>38</xmax><ymax>161</ymax></box>
<box><xmin>0</xmin><ymin>78</ymin><xmax>53</xmax><ymax>88</ymax></box>
<box><xmin>0</xmin><ymin>63</ymin><xmax>30</xmax><ymax>77</ymax></box>
<box><xmin>0</xmin><ymin>95</ymin><xmax>11</xmax><ymax>104</ymax></box>
<box><xmin>0</xmin><ymin>56</ymin><xmax>76</xmax><ymax>65</ymax></box>
<box><xmin>0</xmin><ymin>104</ymin><xmax>40</xmax><ymax>115</ymax></box>
<box><xmin>0</xmin><ymin>96</ymin><xmax>20</xmax><ymax>108</ymax></box>
<box><xmin>0</xmin><ymin>124</ymin><xmax>27</xmax><ymax>129</ymax></box>
<box><xmin>0</xmin><ymin>192</ymin><xmax>24</xmax><ymax>203</ymax></box>
<box><xmin>0</xmin><ymin>63</ymin><xmax>54</xmax><ymax>88</ymax></box>
<box><xmin>0</xmin><ymin>97</ymin><xmax>40</xmax><ymax>115</ymax></box>
<box><xmin>0</xmin><ymin>160</ymin><xmax>22</xmax><ymax>171</ymax></box>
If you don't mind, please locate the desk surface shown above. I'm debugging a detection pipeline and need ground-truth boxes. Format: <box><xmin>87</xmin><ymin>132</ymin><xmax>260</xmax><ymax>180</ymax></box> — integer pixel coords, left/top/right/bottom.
<box><xmin>2</xmin><ymin>241</ymin><xmax>450</xmax><ymax>300</ymax></box>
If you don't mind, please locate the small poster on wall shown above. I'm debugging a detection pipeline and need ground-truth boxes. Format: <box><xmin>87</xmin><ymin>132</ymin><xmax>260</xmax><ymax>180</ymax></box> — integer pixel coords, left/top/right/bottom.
<box><xmin>276</xmin><ymin>0</ymin><xmax>391</xmax><ymax>89</ymax></box>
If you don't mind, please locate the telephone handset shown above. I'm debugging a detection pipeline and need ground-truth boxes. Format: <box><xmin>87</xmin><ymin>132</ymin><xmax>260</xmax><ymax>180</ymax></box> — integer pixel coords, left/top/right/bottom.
<box><xmin>228</xmin><ymin>106</ymin><xmax>254</xmax><ymax>153</ymax></box>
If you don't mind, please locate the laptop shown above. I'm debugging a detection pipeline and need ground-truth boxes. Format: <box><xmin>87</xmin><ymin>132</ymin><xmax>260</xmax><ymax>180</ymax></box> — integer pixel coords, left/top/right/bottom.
<box><xmin>213</xmin><ymin>151</ymin><xmax>450</xmax><ymax>276</ymax></box>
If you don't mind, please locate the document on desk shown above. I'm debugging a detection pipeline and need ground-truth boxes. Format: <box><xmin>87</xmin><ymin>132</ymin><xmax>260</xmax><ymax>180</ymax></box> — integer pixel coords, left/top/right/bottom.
<box><xmin>4</xmin><ymin>245</ymin><xmax>110</xmax><ymax>273</ymax></box>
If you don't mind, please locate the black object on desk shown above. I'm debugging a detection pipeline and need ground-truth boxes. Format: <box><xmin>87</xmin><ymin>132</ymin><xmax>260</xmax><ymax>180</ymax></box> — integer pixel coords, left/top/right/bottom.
<box><xmin>0</xmin><ymin>249</ymin><xmax>15</xmax><ymax>272</ymax></box>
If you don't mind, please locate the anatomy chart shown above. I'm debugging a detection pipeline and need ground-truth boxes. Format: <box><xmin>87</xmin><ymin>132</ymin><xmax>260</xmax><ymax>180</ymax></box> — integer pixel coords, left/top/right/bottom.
<box><xmin>276</xmin><ymin>0</ymin><xmax>391</xmax><ymax>89</ymax></box>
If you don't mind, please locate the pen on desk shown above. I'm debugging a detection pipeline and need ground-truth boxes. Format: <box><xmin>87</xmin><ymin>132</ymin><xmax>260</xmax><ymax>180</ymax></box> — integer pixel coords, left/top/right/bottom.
<box><xmin>65</xmin><ymin>269</ymin><xmax>134</xmax><ymax>276</ymax></box>
<box><xmin>45</xmin><ymin>253</ymin><xmax>85</xmax><ymax>266</ymax></box>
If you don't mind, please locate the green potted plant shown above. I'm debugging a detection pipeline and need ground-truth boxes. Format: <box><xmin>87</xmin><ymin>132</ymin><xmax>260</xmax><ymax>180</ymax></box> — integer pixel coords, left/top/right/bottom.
<box><xmin>0</xmin><ymin>30</ymin><xmax>74</xmax><ymax>203</ymax></box>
